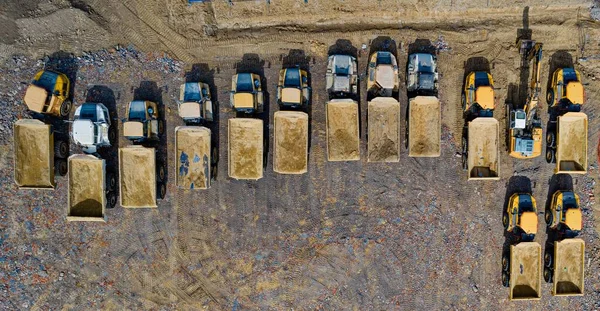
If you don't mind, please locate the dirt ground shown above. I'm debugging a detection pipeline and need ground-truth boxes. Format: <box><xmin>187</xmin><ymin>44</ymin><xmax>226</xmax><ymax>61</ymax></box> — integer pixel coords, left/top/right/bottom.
<box><xmin>1</xmin><ymin>0</ymin><xmax>600</xmax><ymax>310</ymax></box>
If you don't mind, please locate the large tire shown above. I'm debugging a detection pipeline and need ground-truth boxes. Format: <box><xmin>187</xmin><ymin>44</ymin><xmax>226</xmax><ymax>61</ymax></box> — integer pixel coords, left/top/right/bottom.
<box><xmin>545</xmin><ymin>207</ymin><xmax>553</xmax><ymax>226</ymax></box>
<box><xmin>55</xmin><ymin>159</ymin><xmax>68</xmax><ymax>176</ymax></box>
<box><xmin>546</xmin><ymin>89</ymin><xmax>554</xmax><ymax>106</ymax></box>
<box><xmin>54</xmin><ymin>140</ymin><xmax>69</xmax><ymax>159</ymax></box>
<box><xmin>502</xmin><ymin>211</ymin><xmax>509</xmax><ymax>230</ymax></box>
<box><xmin>546</xmin><ymin>149</ymin><xmax>556</xmax><ymax>164</ymax></box>
<box><xmin>544</xmin><ymin>266</ymin><xmax>553</xmax><ymax>283</ymax></box>
<box><xmin>502</xmin><ymin>271</ymin><xmax>510</xmax><ymax>288</ymax></box>
<box><xmin>546</xmin><ymin>131</ymin><xmax>556</xmax><ymax>147</ymax></box>
<box><xmin>60</xmin><ymin>100</ymin><xmax>72</xmax><ymax>118</ymax></box>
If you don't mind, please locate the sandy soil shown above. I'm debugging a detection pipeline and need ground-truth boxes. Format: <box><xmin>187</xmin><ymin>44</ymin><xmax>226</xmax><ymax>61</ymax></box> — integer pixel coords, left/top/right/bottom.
<box><xmin>1</xmin><ymin>0</ymin><xmax>600</xmax><ymax>310</ymax></box>
<box><xmin>367</xmin><ymin>97</ymin><xmax>400</xmax><ymax>162</ymax></box>
<box><xmin>68</xmin><ymin>155</ymin><xmax>104</xmax><ymax>219</ymax></box>
<box><xmin>273</xmin><ymin>111</ymin><xmax>308</xmax><ymax>174</ymax></box>
<box><xmin>119</xmin><ymin>147</ymin><xmax>156</xmax><ymax>207</ymax></box>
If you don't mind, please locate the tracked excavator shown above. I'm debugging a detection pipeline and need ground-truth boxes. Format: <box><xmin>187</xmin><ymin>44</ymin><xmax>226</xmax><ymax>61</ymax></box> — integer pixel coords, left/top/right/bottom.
<box><xmin>507</xmin><ymin>41</ymin><xmax>543</xmax><ymax>159</ymax></box>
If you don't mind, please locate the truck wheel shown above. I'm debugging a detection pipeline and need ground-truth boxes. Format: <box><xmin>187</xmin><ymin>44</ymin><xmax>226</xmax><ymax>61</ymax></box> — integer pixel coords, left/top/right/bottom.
<box><xmin>546</xmin><ymin>89</ymin><xmax>554</xmax><ymax>106</ymax></box>
<box><xmin>55</xmin><ymin>140</ymin><xmax>69</xmax><ymax>159</ymax></box>
<box><xmin>545</xmin><ymin>149</ymin><xmax>555</xmax><ymax>164</ymax></box>
<box><xmin>502</xmin><ymin>252</ymin><xmax>509</xmax><ymax>272</ymax></box>
<box><xmin>106</xmin><ymin>172</ymin><xmax>116</xmax><ymax>191</ymax></box>
<box><xmin>544</xmin><ymin>267</ymin><xmax>553</xmax><ymax>283</ymax></box>
<box><xmin>502</xmin><ymin>271</ymin><xmax>510</xmax><ymax>287</ymax></box>
<box><xmin>157</xmin><ymin>163</ymin><xmax>166</xmax><ymax>183</ymax></box>
<box><xmin>502</xmin><ymin>210</ymin><xmax>509</xmax><ymax>230</ymax></box>
<box><xmin>544</xmin><ymin>251</ymin><xmax>553</xmax><ymax>268</ymax></box>
<box><xmin>158</xmin><ymin>183</ymin><xmax>167</xmax><ymax>200</ymax></box>
<box><xmin>60</xmin><ymin>100</ymin><xmax>72</xmax><ymax>118</ymax></box>
<box><xmin>55</xmin><ymin>159</ymin><xmax>68</xmax><ymax>176</ymax></box>
<box><xmin>546</xmin><ymin>132</ymin><xmax>556</xmax><ymax>147</ymax></box>
<box><xmin>545</xmin><ymin>207</ymin><xmax>553</xmax><ymax>226</ymax></box>
<box><xmin>106</xmin><ymin>192</ymin><xmax>117</xmax><ymax>209</ymax></box>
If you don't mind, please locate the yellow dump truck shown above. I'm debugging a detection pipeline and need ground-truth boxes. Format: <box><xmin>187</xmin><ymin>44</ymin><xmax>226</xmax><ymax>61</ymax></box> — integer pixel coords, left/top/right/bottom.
<box><xmin>546</xmin><ymin>112</ymin><xmax>587</xmax><ymax>174</ymax></box>
<box><xmin>544</xmin><ymin>238</ymin><xmax>585</xmax><ymax>296</ymax></box>
<box><xmin>67</xmin><ymin>154</ymin><xmax>112</xmax><ymax>222</ymax></box>
<box><xmin>228</xmin><ymin>118</ymin><xmax>264</xmax><ymax>180</ymax></box>
<box><xmin>119</xmin><ymin>146</ymin><xmax>165</xmax><ymax>208</ymax></box>
<box><xmin>367</xmin><ymin>97</ymin><xmax>400</xmax><ymax>162</ymax></box>
<box><xmin>502</xmin><ymin>242</ymin><xmax>542</xmax><ymax>300</ymax></box>
<box><xmin>326</xmin><ymin>99</ymin><xmax>360</xmax><ymax>161</ymax></box>
<box><xmin>13</xmin><ymin>119</ymin><xmax>69</xmax><ymax>189</ymax></box>
<box><xmin>175</xmin><ymin>126</ymin><xmax>212</xmax><ymax>189</ymax></box>
<box><xmin>407</xmin><ymin>96</ymin><xmax>440</xmax><ymax>157</ymax></box>
<box><xmin>462</xmin><ymin>118</ymin><xmax>500</xmax><ymax>180</ymax></box>
<box><xmin>273</xmin><ymin>111</ymin><xmax>308</xmax><ymax>174</ymax></box>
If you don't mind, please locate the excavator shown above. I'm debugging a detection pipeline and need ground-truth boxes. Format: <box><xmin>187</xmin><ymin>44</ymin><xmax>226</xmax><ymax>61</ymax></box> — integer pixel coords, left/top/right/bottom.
<box><xmin>507</xmin><ymin>40</ymin><xmax>543</xmax><ymax>159</ymax></box>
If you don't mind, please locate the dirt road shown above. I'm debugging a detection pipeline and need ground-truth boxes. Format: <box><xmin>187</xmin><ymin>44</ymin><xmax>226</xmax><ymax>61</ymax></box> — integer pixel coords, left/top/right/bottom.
<box><xmin>1</xmin><ymin>1</ymin><xmax>600</xmax><ymax>310</ymax></box>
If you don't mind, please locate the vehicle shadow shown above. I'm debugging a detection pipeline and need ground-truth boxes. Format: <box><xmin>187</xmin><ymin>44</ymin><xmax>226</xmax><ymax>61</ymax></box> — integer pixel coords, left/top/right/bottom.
<box><xmin>501</xmin><ymin>176</ymin><xmax>533</xmax><ymax>285</ymax></box>
<box><xmin>235</xmin><ymin>54</ymin><xmax>269</xmax><ymax>170</ymax></box>
<box><xmin>133</xmin><ymin>81</ymin><xmax>168</xmax><ymax>199</ymax></box>
<box><xmin>86</xmin><ymin>85</ymin><xmax>119</xmax><ymax>207</ymax></box>
<box><xmin>186</xmin><ymin>63</ymin><xmax>220</xmax><ymax>180</ymax></box>
<box><xmin>44</xmin><ymin>51</ymin><xmax>79</xmax><ymax>176</ymax></box>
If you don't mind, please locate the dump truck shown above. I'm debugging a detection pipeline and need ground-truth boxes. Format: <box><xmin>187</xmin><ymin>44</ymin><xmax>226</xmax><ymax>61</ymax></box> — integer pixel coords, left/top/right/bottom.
<box><xmin>547</xmin><ymin>68</ymin><xmax>585</xmax><ymax>109</ymax></box>
<box><xmin>502</xmin><ymin>242</ymin><xmax>542</xmax><ymax>301</ymax></box>
<box><xmin>503</xmin><ymin>193</ymin><xmax>538</xmax><ymax>242</ymax></box>
<box><xmin>277</xmin><ymin>68</ymin><xmax>310</xmax><ymax>109</ymax></box>
<box><xmin>13</xmin><ymin>119</ymin><xmax>69</xmax><ymax>189</ymax></box>
<box><xmin>462</xmin><ymin>118</ymin><xmax>500</xmax><ymax>180</ymax></box>
<box><xmin>462</xmin><ymin>71</ymin><xmax>494</xmax><ymax>117</ymax></box>
<box><xmin>546</xmin><ymin>190</ymin><xmax>582</xmax><ymax>238</ymax></box>
<box><xmin>544</xmin><ymin>238</ymin><xmax>585</xmax><ymax>296</ymax></box>
<box><xmin>228</xmin><ymin>118</ymin><xmax>264</xmax><ymax>180</ymax></box>
<box><xmin>326</xmin><ymin>99</ymin><xmax>360</xmax><ymax>161</ymax></box>
<box><xmin>119</xmin><ymin>146</ymin><xmax>166</xmax><ymax>208</ymax></box>
<box><xmin>71</xmin><ymin>102</ymin><xmax>114</xmax><ymax>154</ymax></box>
<box><xmin>273</xmin><ymin>111</ymin><xmax>308</xmax><ymax>174</ymax></box>
<box><xmin>67</xmin><ymin>154</ymin><xmax>116</xmax><ymax>222</ymax></box>
<box><xmin>175</xmin><ymin>126</ymin><xmax>213</xmax><ymax>189</ymax></box>
<box><xmin>507</xmin><ymin>41</ymin><xmax>543</xmax><ymax>159</ymax></box>
<box><xmin>123</xmin><ymin>100</ymin><xmax>163</xmax><ymax>143</ymax></box>
<box><xmin>545</xmin><ymin>112</ymin><xmax>587</xmax><ymax>173</ymax></box>
<box><xmin>178</xmin><ymin>82</ymin><xmax>214</xmax><ymax>123</ymax></box>
<box><xmin>406</xmin><ymin>53</ymin><xmax>438</xmax><ymax>95</ymax></box>
<box><xmin>326</xmin><ymin>54</ymin><xmax>358</xmax><ymax>98</ymax></box>
<box><xmin>407</xmin><ymin>96</ymin><xmax>440</xmax><ymax>157</ymax></box>
<box><xmin>230</xmin><ymin>73</ymin><xmax>264</xmax><ymax>114</ymax></box>
<box><xmin>23</xmin><ymin>70</ymin><xmax>72</xmax><ymax>118</ymax></box>
<box><xmin>367</xmin><ymin>51</ymin><xmax>399</xmax><ymax>97</ymax></box>
<box><xmin>367</xmin><ymin>97</ymin><xmax>400</xmax><ymax>162</ymax></box>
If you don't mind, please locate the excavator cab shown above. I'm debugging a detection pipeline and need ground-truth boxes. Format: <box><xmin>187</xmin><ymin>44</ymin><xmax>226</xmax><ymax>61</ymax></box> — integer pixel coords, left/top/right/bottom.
<box><xmin>547</xmin><ymin>68</ymin><xmax>584</xmax><ymax>111</ymax></box>
<box><xmin>23</xmin><ymin>70</ymin><xmax>72</xmax><ymax>118</ymax></box>
<box><xmin>546</xmin><ymin>190</ymin><xmax>582</xmax><ymax>237</ymax></box>
<box><xmin>230</xmin><ymin>73</ymin><xmax>264</xmax><ymax>114</ymax></box>
<box><xmin>123</xmin><ymin>100</ymin><xmax>163</xmax><ymax>143</ymax></box>
<box><xmin>462</xmin><ymin>71</ymin><xmax>494</xmax><ymax>117</ymax></box>
<box><xmin>504</xmin><ymin>193</ymin><xmax>538</xmax><ymax>242</ymax></box>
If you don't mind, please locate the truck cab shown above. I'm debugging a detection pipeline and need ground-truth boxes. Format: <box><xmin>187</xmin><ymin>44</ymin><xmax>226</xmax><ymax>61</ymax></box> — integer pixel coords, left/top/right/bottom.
<box><xmin>23</xmin><ymin>70</ymin><xmax>72</xmax><ymax>117</ymax></box>
<box><xmin>71</xmin><ymin>103</ymin><xmax>113</xmax><ymax>154</ymax></box>
<box><xmin>547</xmin><ymin>68</ymin><xmax>584</xmax><ymax>111</ymax></box>
<box><xmin>462</xmin><ymin>71</ymin><xmax>494</xmax><ymax>117</ymax></box>
<box><xmin>546</xmin><ymin>190</ymin><xmax>582</xmax><ymax>237</ymax></box>
<box><xmin>230</xmin><ymin>73</ymin><xmax>264</xmax><ymax>114</ymax></box>
<box><xmin>406</xmin><ymin>53</ymin><xmax>438</xmax><ymax>95</ymax></box>
<box><xmin>326</xmin><ymin>54</ymin><xmax>358</xmax><ymax>98</ymax></box>
<box><xmin>367</xmin><ymin>51</ymin><xmax>399</xmax><ymax>97</ymax></box>
<box><xmin>277</xmin><ymin>68</ymin><xmax>310</xmax><ymax>109</ymax></box>
<box><xmin>503</xmin><ymin>193</ymin><xmax>538</xmax><ymax>242</ymax></box>
<box><xmin>123</xmin><ymin>100</ymin><xmax>162</xmax><ymax>143</ymax></box>
<box><xmin>178</xmin><ymin>82</ymin><xmax>213</xmax><ymax>123</ymax></box>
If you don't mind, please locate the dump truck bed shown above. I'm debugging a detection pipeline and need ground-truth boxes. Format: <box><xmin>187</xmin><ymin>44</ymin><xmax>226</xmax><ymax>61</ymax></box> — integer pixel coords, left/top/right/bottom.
<box><xmin>326</xmin><ymin>99</ymin><xmax>360</xmax><ymax>161</ymax></box>
<box><xmin>509</xmin><ymin>242</ymin><xmax>542</xmax><ymax>300</ymax></box>
<box><xmin>274</xmin><ymin>111</ymin><xmax>309</xmax><ymax>174</ymax></box>
<box><xmin>367</xmin><ymin>97</ymin><xmax>400</xmax><ymax>162</ymax></box>
<box><xmin>408</xmin><ymin>96</ymin><xmax>440</xmax><ymax>157</ymax></box>
<box><xmin>67</xmin><ymin>155</ymin><xmax>106</xmax><ymax>222</ymax></box>
<box><xmin>175</xmin><ymin>126</ymin><xmax>211</xmax><ymax>189</ymax></box>
<box><xmin>553</xmin><ymin>239</ymin><xmax>585</xmax><ymax>296</ymax></box>
<box><xmin>556</xmin><ymin>112</ymin><xmax>587</xmax><ymax>174</ymax></box>
<box><xmin>119</xmin><ymin>146</ymin><xmax>157</xmax><ymax>208</ymax></box>
<box><xmin>13</xmin><ymin>119</ymin><xmax>54</xmax><ymax>189</ymax></box>
<box><xmin>228</xmin><ymin>118</ymin><xmax>263</xmax><ymax>180</ymax></box>
<box><xmin>467</xmin><ymin>118</ymin><xmax>499</xmax><ymax>180</ymax></box>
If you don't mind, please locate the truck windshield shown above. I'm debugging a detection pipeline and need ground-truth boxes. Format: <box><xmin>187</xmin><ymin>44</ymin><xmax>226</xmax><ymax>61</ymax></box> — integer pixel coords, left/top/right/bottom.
<box><xmin>284</xmin><ymin>69</ymin><xmax>301</xmax><ymax>88</ymax></box>
<box><xmin>236</xmin><ymin>74</ymin><xmax>254</xmax><ymax>92</ymax></box>
<box><xmin>128</xmin><ymin>101</ymin><xmax>146</xmax><ymax>121</ymax></box>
